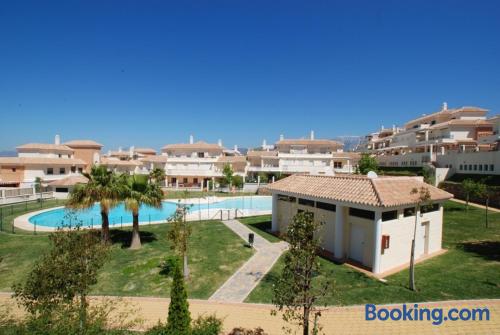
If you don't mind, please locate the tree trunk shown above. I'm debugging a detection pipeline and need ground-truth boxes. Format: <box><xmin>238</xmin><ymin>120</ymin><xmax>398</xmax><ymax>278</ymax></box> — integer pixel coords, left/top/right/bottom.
<box><xmin>183</xmin><ymin>253</ymin><xmax>189</xmax><ymax>279</ymax></box>
<box><xmin>303</xmin><ymin>306</ymin><xmax>310</xmax><ymax>335</ymax></box>
<box><xmin>101</xmin><ymin>211</ymin><xmax>110</xmax><ymax>243</ymax></box>
<box><xmin>485</xmin><ymin>197</ymin><xmax>489</xmax><ymax>228</ymax></box>
<box><xmin>130</xmin><ymin>212</ymin><xmax>141</xmax><ymax>249</ymax></box>
<box><xmin>79</xmin><ymin>293</ymin><xmax>87</xmax><ymax>331</ymax></box>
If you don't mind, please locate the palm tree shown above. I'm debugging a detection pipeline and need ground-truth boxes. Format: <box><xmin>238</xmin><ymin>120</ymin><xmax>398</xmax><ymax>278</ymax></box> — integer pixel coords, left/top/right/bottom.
<box><xmin>123</xmin><ymin>174</ymin><xmax>163</xmax><ymax>249</ymax></box>
<box><xmin>149</xmin><ymin>167</ymin><xmax>166</xmax><ymax>186</ymax></box>
<box><xmin>67</xmin><ymin>165</ymin><xmax>123</xmax><ymax>243</ymax></box>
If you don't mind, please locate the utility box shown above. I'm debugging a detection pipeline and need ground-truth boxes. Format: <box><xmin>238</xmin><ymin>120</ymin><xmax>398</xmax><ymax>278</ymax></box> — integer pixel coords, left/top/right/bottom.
<box><xmin>248</xmin><ymin>233</ymin><xmax>255</xmax><ymax>247</ymax></box>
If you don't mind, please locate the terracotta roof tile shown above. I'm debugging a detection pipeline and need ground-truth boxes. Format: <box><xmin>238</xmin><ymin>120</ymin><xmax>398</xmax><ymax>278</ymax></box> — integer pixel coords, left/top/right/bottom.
<box><xmin>267</xmin><ymin>174</ymin><xmax>452</xmax><ymax>208</ymax></box>
<box><xmin>100</xmin><ymin>158</ymin><xmax>143</xmax><ymax>166</ymax></box>
<box><xmin>47</xmin><ymin>175</ymin><xmax>89</xmax><ymax>186</ymax></box>
<box><xmin>140</xmin><ymin>155</ymin><xmax>169</xmax><ymax>163</ymax></box>
<box><xmin>162</xmin><ymin>141</ymin><xmax>224</xmax><ymax>151</ymax></box>
<box><xmin>64</xmin><ymin>140</ymin><xmax>103</xmax><ymax>148</ymax></box>
<box><xmin>16</xmin><ymin>143</ymin><xmax>74</xmax><ymax>152</ymax></box>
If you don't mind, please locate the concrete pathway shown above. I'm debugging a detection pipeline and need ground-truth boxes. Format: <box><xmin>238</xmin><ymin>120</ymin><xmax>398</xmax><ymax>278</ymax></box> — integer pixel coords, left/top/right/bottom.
<box><xmin>2</xmin><ymin>293</ymin><xmax>498</xmax><ymax>334</ymax></box>
<box><xmin>209</xmin><ymin>219</ymin><xmax>288</xmax><ymax>303</ymax></box>
<box><xmin>450</xmin><ymin>198</ymin><xmax>500</xmax><ymax>213</ymax></box>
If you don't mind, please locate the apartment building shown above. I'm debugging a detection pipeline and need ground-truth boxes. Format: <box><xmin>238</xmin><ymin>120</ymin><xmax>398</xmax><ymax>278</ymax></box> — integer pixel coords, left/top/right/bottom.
<box><xmin>359</xmin><ymin>104</ymin><xmax>499</xmax><ymax>174</ymax></box>
<box><xmin>0</xmin><ymin>136</ymin><xmax>101</xmax><ymax>188</ymax></box>
<box><xmin>247</xmin><ymin>132</ymin><xmax>359</xmax><ymax>180</ymax></box>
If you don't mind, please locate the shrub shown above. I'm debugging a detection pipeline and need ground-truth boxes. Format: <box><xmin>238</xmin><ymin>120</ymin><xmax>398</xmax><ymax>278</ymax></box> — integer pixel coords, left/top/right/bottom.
<box><xmin>192</xmin><ymin>314</ymin><xmax>223</xmax><ymax>335</ymax></box>
<box><xmin>228</xmin><ymin>327</ymin><xmax>267</xmax><ymax>335</ymax></box>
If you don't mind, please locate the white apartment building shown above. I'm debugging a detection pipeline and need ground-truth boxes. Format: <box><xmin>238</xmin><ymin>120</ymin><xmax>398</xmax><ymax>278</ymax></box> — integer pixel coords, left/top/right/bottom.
<box><xmin>247</xmin><ymin>132</ymin><xmax>359</xmax><ymax>179</ymax></box>
<box><xmin>0</xmin><ymin>136</ymin><xmax>102</xmax><ymax>189</ymax></box>
<box><xmin>359</xmin><ymin>104</ymin><xmax>499</xmax><ymax>174</ymax></box>
<box><xmin>157</xmin><ymin>136</ymin><xmax>247</xmax><ymax>189</ymax></box>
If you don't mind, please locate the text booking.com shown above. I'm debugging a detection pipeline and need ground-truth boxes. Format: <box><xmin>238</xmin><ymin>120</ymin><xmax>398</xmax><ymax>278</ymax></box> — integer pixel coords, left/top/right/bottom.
<box><xmin>365</xmin><ymin>303</ymin><xmax>490</xmax><ymax>325</ymax></box>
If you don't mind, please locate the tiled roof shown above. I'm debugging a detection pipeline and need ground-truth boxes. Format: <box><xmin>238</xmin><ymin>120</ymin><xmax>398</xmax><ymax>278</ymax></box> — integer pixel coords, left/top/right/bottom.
<box><xmin>140</xmin><ymin>155</ymin><xmax>169</xmax><ymax>163</ymax></box>
<box><xmin>64</xmin><ymin>140</ymin><xmax>103</xmax><ymax>148</ymax></box>
<box><xmin>16</xmin><ymin>143</ymin><xmax>74</xmax><ymax>152</ymax></box>
<box><xmin>276</xmin><ymin>139</ymin><xmax>343</xmax><ymax>147</ymax></box>
<box><xmin>108</xmin><ymin>151</ymin><xmax>130</xmax><ymax>157</ymax></box>
<box><xmin>0</xmin><ymin>157</ymin><xmax>86</xmax><ymax>165</ymax></box>
<box><xmin>47</xmin><ymin>175</ymin><xmax>88</xmax><ymax>186</ymax></box>
<box><xmin>134</xmin><ymin>148</ymin><xmax>157</xmax><ymax>154</ymax></box>
<box><xmin>217</xmin><ymin>156</ymin><xmax>247</xmax><ymax>163</ymax></box>
<box><xmin>266</xmin><ymin>174</ymin><xmax>453</xmax><ymax>208</ymax></box>
<box><xmin>100</xmin><ymin>158</ymin><xmax>143</xmax><ymax>166</ymax></box>
<box><xmin>162</xmin><ymin>141</ymin><xmax>223</xmax><ymax>151</ymax></box>
<box><xmin>429</xmin><ymin>119</ymin><xmax>492</xmax><ymax>130</ymax></box>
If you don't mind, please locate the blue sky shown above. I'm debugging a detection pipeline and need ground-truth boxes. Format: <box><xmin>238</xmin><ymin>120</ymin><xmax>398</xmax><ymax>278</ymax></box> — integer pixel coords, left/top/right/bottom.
<box><xmin>1</xmin><ymin>0</ymin><xmax>499</xmax><ymax>151</ymax></box>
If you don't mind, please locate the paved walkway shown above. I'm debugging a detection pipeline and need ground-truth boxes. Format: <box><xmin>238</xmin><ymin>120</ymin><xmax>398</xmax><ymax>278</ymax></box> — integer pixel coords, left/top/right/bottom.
<box><xmin>1</xmin><ymin>293</ymin><xmax>498</xmax><ymax>334</ymax></box>
<box><xmin>209</xmin><ymin>219</ymin><xmax>288</xmax><ymax>302</ymax></box>
<box><xmin>450</xmin><ymin>198</ymin><xmax>500</xmax><ymax>213</ymax></box>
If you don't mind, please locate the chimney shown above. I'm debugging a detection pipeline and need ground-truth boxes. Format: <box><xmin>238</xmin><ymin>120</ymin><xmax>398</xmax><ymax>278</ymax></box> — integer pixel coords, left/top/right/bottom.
<box><xmin>310</xmin><ymin>130</ymin><xmax>315</xmax><ymax>140</ymax></box>
<box><xmin>118</xmin><ymin>146</ymin><xmax>122</xmax><ymax>152</ymax></box>
<box><xmin>54</xmin><ymin>134</ymin><xmax>60</xmax><ymax>145</ymax></box>
<box><xmin>107</xmin><ymin>150</ymin><xmax>111</xmax><ymax>156</ymax></box>
<box><xmin>189</xmin><ymin>135</ymin><xmax>194</xmax><ymax>144</ymax></box>
<box><xmin>234</xmin><ymin>144</ymin><xmax>238</xmax><ymax>152</ymax></box>
<box><xmin>443</xmin><ymin>102</ymin><xmax>448</xmax><ymax>111</ymax></box>
<box><xmin>381</xmin><ymin>125</ymin><xmax>384</xmax><ymax>131</ymax></box>
<box><xmin>218</xmin><ymin>139</ymin><xmax>223</xmax><ymax>147</ymax></box>
<box><xmin>279</xmin><ymin>134</ymin><xmax>284</xmax><ymax>141</ymax></box>
<box><xmin>392</xmin><ymin>124</ymin><xmax>396</xmax><ymax>131</ymax></box>
<box><xmin>129</xmin><ymin>146</ymin><xmax>134</xmax><ymax>157</ymax></box>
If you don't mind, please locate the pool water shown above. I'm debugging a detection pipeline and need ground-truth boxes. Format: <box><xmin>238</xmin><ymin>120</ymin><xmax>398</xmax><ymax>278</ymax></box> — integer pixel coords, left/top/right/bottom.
<box><xmin>28</xmin><ymin>196</ymin><xmax>272</xmax><ymax>228</ymax></box>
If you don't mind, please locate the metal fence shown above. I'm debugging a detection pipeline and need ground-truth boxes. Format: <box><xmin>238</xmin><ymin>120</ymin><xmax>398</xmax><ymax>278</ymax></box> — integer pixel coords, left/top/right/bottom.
<box><xmin>0</xmin><ymin>197</ymin><xmax>59</xmax><ymax>233</ymax></box>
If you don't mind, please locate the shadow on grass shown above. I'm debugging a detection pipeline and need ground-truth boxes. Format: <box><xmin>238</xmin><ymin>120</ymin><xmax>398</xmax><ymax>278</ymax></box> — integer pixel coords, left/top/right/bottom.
<box><xmin>248</xmin><ymin>220</ymin><xmax>272</xmax><ymax>234</ymax></box>
<box><xmin>109</xmin><ymin>229</ymin><xmax>158</xmax><ymax>248</ymax></box>
<box><xmin>457</xmin><ymin>240</ymin><xmax>500</xmax><ymax>261</ymax></box>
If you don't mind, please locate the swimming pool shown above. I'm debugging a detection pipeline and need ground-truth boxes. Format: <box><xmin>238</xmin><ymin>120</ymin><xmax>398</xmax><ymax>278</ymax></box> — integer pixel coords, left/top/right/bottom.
<box><xmin>28</xmin><ymin>196</ymin><xmax>272</xmax><ymax>228</ymax></box>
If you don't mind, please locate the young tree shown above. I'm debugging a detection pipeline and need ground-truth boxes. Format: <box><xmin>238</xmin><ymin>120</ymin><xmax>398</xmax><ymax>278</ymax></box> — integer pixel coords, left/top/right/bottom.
<box><xmin>222</xmin><ymin>164</ymin><xmax>234</xmax><ymax>188</ymax></box>
<box><xmin>461</xmin><ymin>178</ymin><xmax>477</xmax><ymax>212</ymax></box>
<box><xmin>13</xmin><ymin>228</ymin><xmax>109</xmax><ymax>330</ymax></box>
<box><xmin>166</xmin><ymin>257</ymin><xmax>191</xmax><ymax>335</ymax></box>
<box><xmin>272</xmin><ymin>211</ymin><xmax>331</xmax><ymax>335</ymax></box>
<box><xmin>123</xmin><ymin>174</ymin><xmax>163</xmax><ymax>249</ymax></box>
<box><xmin>232</xmin><ymin>175</ymin><xmax>244</xmax><ymax>189</ymax></box>
<box><xmin>471</xmin><ymin>180</ymin><xmax>489</xmax><ymax>228</ymax></box>
<box><xmin>66</xmin><ymin>165</ymin><xmax>123</xmax><ymax>242</ymax></box>
<box><xmin>149</xmin><ymin>167</ymin><xmax>166</xmax><ymax>186</ymax></box>
<box><xmin>356</xmin><ymin>153</ymin><xmax>378</xmax><ymax>175</ymax></box>
<box><xmin>409</xmin><ymin>186</ymin><xmax>431</xmax><ymax>291</ymax></box>
<box><xmin>167</xmin><ymin>202</ymin><xmax>192</xmax><ymax>279</ymax></box>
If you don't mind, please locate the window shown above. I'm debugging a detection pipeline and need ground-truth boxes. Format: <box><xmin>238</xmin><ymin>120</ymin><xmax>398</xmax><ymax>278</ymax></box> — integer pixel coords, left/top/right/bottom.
<box><xmin>58</xmin><ymin>154</ymin><xmax>62</xmax><ymax>158</ymax></box>
<box><xmin>485</xmin><ymin>164</ymin><xmax>489</xmax><ymax>171</ymax></box>
<box><xmin>382</xmin><ymin>210</ymin><xmax>398</xmax><ymax>221</ymax></box>
<box><xmin>298</xmin><ymin>198</ymin><xmax>315</xmax><ymax>207</ymax></box>
<box><xmin>421</xmin><ymin>203</ymin><xmax>440</xmax><ymax>214</ymax></box>
<box><xmin>193</xmin><ymin>178</ymin><xmax>198</xmax><ymax>184</ymax></box>
<box><xmin>183</xmin><ymin>178</ymin><xmax>188</xmax><ymax>184</ymax></box>
<box><xmin>491</xmin><ymin>164</ymin><xmax>495</xmax><ymax>171</ymax></box>
<box><xmin>459</xmin><ymin>164</ymin><xmax>463</xmax><ymax>170</ymax></box>
<box><xmin>474</xmin><ymin>164</ymin><xmax>477</xmax><ymax>171</ymax></box>
<box><xmin>334</xmin><ymin>161</ymin><xmax>343</xmax><ymax>169</ymax></box>
<box><xmin>11</xmin><ymin>168</ymin><xmax>16</xmax><ymax>172</ymax></box>
<box><xmin>55</xmin><ymin>187</ymin><xmax>69</xmax><ymax>193</ymax></box>
<box><xmin>197</xmin><ymin>152</ymin><xmax>204</xmax><ymax>158</ymax></box>
<box><xmin>59</xmin><ymin>167</ymin><xmax>65</xmax><ymax>174</ymax></box>
<box><xmin>349</xmin><ymin>207</ymin><xmax>375</xmax><ymax>220</ymax></box>
<box><xmin>463</xmin><ymin>165</ymin><xmax>467</xmax><ymax>171</ymax></box>
<box><xmin>316</xmin><ymin>201</ymin><xmax>336</xmax><ymax>212</ymax></box>
<box><xmin>404</xmin><ymin>207</ymin><xmax>415</xmax><ymax>217</ymax></box>
<box><xmin>278</xmin><ymin>194</ymin><xmax>296</xmax><ymax>203</ymax></box>
<box><xmin>479</xmin><ymin>164</ymin><xmax>483</xmax><ymax>171</ymax></box>
<box><xmin>171</xmin><ymin>177</ymin><xmax>177</xmax><ymax>184</ymax></box>
<box><xmin>469</xmin><ymin>164</ymin><xmax>472</xmax><ymax>171</ymax></box>
<box><xmin>78</xmin><ymin>167</ymin><xmax>83</xmax><ymax>173</ymax></box>
<box><xmin>47</xmin><ymin>168</ymin><xmax>53</xmax><ymax>175</ymax></box>
<box><xmin>71</xmin><ymin>166</ymin><xmax>76</xmax><ymax>173</ymax></box>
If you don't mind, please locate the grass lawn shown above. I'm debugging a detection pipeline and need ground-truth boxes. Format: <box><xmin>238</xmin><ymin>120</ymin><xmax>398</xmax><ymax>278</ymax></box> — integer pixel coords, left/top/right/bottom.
<box><xmin>0</xmin><ymin>199</ymin><xmax>66</xmax><ymax>235</ymax></box>
<box><xmin>238</xmin><ymin>215</ymin><xmax>281</xmax><ymax>243</ymax></box>
<box><xmin>246</xmin><ymin>201</ymin><xmax>500</xmax><ymax>305</ymax></box>
<box><xmin>0</xmin><ymin>220</ymin><xmax>253</xmax><ymax>299</ymax></box>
